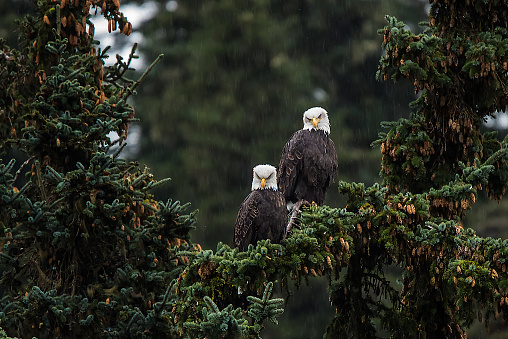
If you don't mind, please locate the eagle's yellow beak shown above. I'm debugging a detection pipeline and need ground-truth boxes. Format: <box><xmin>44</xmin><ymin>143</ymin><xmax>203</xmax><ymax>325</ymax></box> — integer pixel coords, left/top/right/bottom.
<box><xmin>312</xmin><ymin>117</ymin><xmax>320</xmax><ymax>129</ymax></box>
<box><xmin>261</xmin><ymin>178</ymin><xmax>266</xmax><ymax>190</ymax></box>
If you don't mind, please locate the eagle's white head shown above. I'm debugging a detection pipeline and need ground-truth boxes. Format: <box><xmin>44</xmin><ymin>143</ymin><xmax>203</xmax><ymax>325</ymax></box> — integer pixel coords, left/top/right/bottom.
<box><xmin>302</xmin><ymin>107</ymin><xmax>330</xmax><ymax>134</ymax></box>
<box><xmin>251</xmin><ymin>164</ymin><xmax>278</xmax><ymax>191</ymax></box>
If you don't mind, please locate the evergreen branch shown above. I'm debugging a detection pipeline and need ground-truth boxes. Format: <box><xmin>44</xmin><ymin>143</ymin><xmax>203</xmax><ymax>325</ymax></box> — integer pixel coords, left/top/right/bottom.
<box><xmin>154</xmin><ymin>285</ymin><xmax>172</xmax><ymax>315</ymax></box>
<box><xmin>55</xmin><ymin>4</ymin><xmax>61</xmax><ymax>36</ymax></box>
<box><xmin>7</xmin><ymin>181</ymin><xmax>31</xmax><ymax>204</ymax></box>
<box><xmin>46</xmin><ymin>165</ymin><xmax>64</xmax><ymax>183</ymax></box>
<box><xmin>1</xmin><ymin>159</ymin><xmax>16</xmax><ymax>177</ymax></box>
<box><xmin>48</xmin><ymin>196</ymin><xmax>66</xmax><ymax>210</ymax></box>
<box><xmin>483</xmin><ymin>145</ymin><xmax>508</xmax><ymax>166</ymax></box>
<box><xmin>34</xmin><ymin>160</ymin><xmax>47</xmax><ymax>202</ymax></box>
<box><xmin>140</xmin><ymin>201</ymin><xmax>158</xmax><ymax>213</ymax></box>
<box><xmin>246</xmin><ymin>282</ymin><xmax>284</xmax><ymax>325</ymax></box>
<box><xmin>124</xmin><ymin>311</ymin><xmax>140</xmax><ymax>333</ymax></box>
<box><xmin>144</xmin><ymin>177</ymin><xmax>172</xmax><ymax>191</ymax></box>
<box><xmin>111</xmin><ymin>142</ymin><xmax>127</xmax><ymax>159</ymax></box>
<box><xmin>183</xmin><ymin>296</ymin><xmax>249</xmax><ymax>338</ymax></box>
<box><xmin>63</xmin><ymin>67</ymin><xmax>85</xmax><ymax>81</ymax></box>
<box><xmin>203</xmin><ymin>296</ymin><xmax>220</xmax><ymax>313</ymax></box>
<box><xmin>104</xmin><ymin>44</ymin><xmax>138</xmax><ymax>86</ymax></box>
<box><xmin>122</xmin><ymin>54</ymin><xmax>164</xmax><ymax>101</ymax></box>
<box><xmin>124</xmin><ymin>43</ymin><xmax>138</xmax><ymax>69</ymax></box>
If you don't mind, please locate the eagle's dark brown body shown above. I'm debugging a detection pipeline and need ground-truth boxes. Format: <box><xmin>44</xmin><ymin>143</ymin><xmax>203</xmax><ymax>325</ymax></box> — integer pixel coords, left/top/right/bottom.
<box><xmin>233</xmin><ymin>189</ymin><xmax>286</xmax><ymax>251</ymax></box>
<box><xmin>277</xmin><ymin>129</ymin><xmax>338</xmax><ymax>206</ymax></box>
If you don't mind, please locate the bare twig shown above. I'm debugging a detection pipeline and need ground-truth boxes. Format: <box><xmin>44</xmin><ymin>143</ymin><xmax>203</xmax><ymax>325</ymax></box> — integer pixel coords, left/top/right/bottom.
<box><xmin>286</xmin><ymin>199</ymin><xmax>309</xmax><ymax>235</ymax></box>
<box><xmin>14</xmin><ymin>156</ymin><xmax>35</xmax><ymax>183</ymax></box>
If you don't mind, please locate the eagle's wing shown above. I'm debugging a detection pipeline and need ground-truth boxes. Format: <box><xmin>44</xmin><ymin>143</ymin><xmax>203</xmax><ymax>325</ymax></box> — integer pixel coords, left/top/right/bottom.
<box><xmin>233</xmin><ymin>192</ymin><xmax>260</xmax><ymax>251</ymax></box>
<box><xmin>277</xmin><ymin>130</ymin><xmax>305</xmax><ymax>202</ymax></box>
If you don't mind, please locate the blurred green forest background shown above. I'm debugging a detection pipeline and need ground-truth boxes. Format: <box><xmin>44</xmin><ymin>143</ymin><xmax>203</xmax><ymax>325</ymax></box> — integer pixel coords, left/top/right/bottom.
<box><xmin>112</xmin><ymin>0</ymin><xmax>429</xmax><ymax>247</ymax></box>
<box><xmin>2</xmin><ymin>0</ymin><xmax>508</xmax><ymax>337</ymax></box>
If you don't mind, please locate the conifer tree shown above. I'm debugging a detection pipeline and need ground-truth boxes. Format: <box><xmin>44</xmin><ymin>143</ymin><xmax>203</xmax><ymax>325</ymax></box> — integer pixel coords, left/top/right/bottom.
<box><xmin>0</xmin><ymin>0</ymin><xmax>197</xmax><ymax>337</ymax></box>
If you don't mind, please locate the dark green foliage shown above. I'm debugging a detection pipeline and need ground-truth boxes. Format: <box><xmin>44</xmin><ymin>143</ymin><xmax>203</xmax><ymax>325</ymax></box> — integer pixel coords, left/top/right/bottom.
<box><xmin>180</xmin><ymin>282</ymin><xmax>283</xmax><ymax>338</ymax></box>
<box><xmin>183</xmin><ymin>296</ymin><xmax>248</xmax><ymax>338</ymax></box>
<box><xmin>376</xmin><ymin>1</ymin><xmax>508</xmax><ymax>200</ymax></box>
<box><xmin>246</xmin><ymin>282</ymin><xmax>284</xmax><ymax>326</ymax></box>
<box><xmin>0</xmin><ymin>326</ymin><xmax>18</xmax><ymax>339</ymax></box>
<box><xmin>0</xmin><ymin>0</ymin><xmax>196</xmax><ymax>337</ymax></box>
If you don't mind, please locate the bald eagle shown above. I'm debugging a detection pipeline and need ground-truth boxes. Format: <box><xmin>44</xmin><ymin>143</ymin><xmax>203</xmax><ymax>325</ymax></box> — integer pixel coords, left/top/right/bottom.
<box><xmin>233</xmin><ymin>165</ymin><xmax>287</xmax><ymax>251</ymax></box>
<box><xmin>277</xmin><ymin>107</ymin><xmax>338</xmax><ymax>208</ymax></box>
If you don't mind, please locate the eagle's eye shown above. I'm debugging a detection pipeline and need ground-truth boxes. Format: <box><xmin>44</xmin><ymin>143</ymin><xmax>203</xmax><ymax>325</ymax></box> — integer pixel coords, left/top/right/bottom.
<box><xmin>266</xmin><ymin>173</ymin><xmax>273</xmax><ymax>179</ymax></box>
